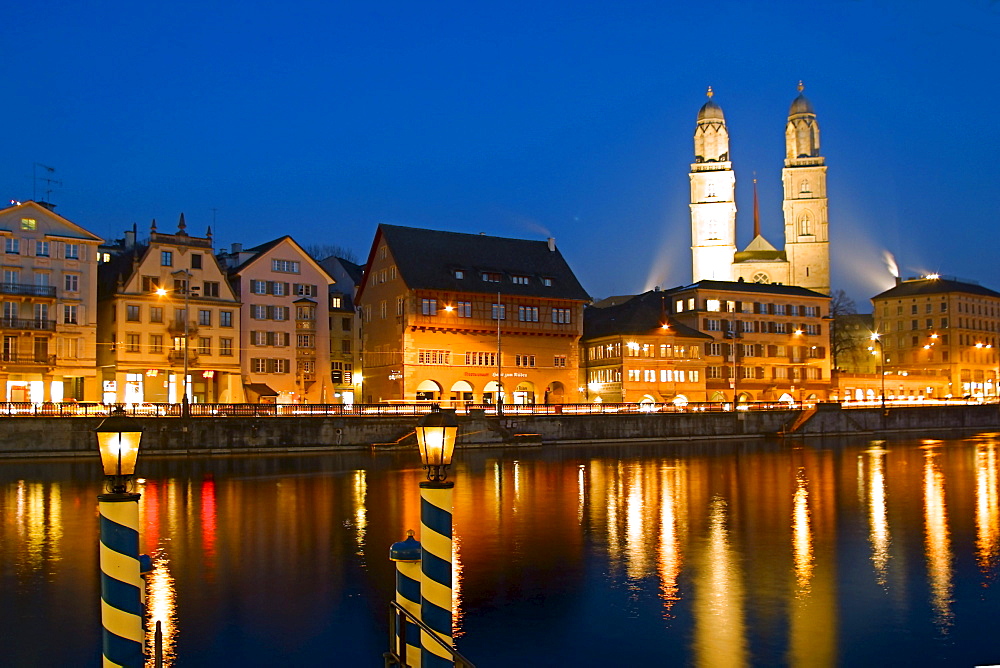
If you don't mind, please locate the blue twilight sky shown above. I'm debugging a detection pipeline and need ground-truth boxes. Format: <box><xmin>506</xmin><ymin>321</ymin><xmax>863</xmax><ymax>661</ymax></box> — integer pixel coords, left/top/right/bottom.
<box><xmin>3</xmin><ymin>1</ymin><xmax>999</xmax><ymax>306</ymax></box>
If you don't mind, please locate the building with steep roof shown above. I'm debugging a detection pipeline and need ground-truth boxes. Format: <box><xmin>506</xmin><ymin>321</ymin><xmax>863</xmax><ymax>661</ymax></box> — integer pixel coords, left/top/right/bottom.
<box><xmin>0</xmin><ymin>201</ymin><xmax>104</xmax><ymax>402</ymax></box>
<box><xmin>97</xmin><ymin>216</ymin><xmax>244</xmax><ymax>404</ymax></box>
<box><xmin>582</xmin><ymin>289</ymin><xmax>712</xmax><ymax>403</ymax></box>
<box><xmin>690</xmin><ymin>83</ymin><xmax>830</xmax><ymax>294</ymax></box>
<box><xmin>217</xmin><ymin>236</ymin><xmax>335</xmax><ymax>403</ymax></box>
<box><xmin>356</xmin><ymin>224</ymin><xmax>590</xmax><ymax>405</ymax></box>
<box><xmin>871</xmin><ymin>275</ymin><xmax>1000</xmax><ymax>399</ymax></box>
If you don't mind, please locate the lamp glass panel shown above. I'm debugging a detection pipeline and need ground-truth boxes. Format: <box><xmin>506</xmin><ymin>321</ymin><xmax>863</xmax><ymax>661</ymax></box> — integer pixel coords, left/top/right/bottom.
<box><xmin>97</xmin><ymin>431</ymin><xmax>141</xmax><ymax>476</ymax></box>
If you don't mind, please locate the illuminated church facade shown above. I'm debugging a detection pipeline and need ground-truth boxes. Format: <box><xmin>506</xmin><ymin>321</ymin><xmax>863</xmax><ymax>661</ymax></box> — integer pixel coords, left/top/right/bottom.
<box><xmin>689</xmin><ymin>83</ymin><xmax>830</xmax><ymax>295</ymax></box>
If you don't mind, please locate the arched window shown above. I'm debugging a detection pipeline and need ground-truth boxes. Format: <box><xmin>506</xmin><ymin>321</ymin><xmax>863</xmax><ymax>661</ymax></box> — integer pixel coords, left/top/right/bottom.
<box><xmin>752</xmin><ymin>272</ymin><xmax>770</xmax><ymax>284</ymax></box>
<box><xmin>707</xmin><ymin>220</ymin><xmax>720</xmax><ymax>240</ymax></box>
<box><xmin>800</xmin><ymin>180</ymin><xmax>810</xmax><ymax>194</ymax></box>
<box><xmin>799</xmin><ymin>212</ymin><xmax>812</xmax><ymax>236</ymax></box>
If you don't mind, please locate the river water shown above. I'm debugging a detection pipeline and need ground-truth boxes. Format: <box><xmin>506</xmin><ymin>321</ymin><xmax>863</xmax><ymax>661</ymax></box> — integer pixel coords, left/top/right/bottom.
<box><xmin>3</xmin><ymin>434</ymin><xmax>1000</xmax><ymax>667</ymax></box>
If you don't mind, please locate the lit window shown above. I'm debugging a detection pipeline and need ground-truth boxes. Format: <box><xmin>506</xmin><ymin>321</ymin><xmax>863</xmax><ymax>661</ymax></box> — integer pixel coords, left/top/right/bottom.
<box><xmin>20</xmin><ymin>218</ymin><xmax>36</xmax><ymax>230</ymax></box>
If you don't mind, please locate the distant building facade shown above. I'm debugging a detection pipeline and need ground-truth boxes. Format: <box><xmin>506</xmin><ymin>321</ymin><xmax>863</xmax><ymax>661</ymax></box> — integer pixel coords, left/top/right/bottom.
<box><xmin>319</xmin><ymin>256</ymin><xmax>364</xmax><ymax>404</ymax></box>
<box><xmin>356</xmin><ymin>225</ymin><xmax>590</xmax><ymax>405</ymax></box>
<box><xmin>0</xmin><ymin>202</ymin><xmax>103</xmax><ymax>402</ymax></box>
<box><xmin>670</xmin><ymin>280</ymin><xmax>832</xmax><ymax>403</ymax></box>
<box><xmin>871</xmin><ymin>276</ymin><xmax>1000</xmax><ymax>399</ymax></box>
<box><xmin>218</xmin><ymin>237</ymin><xmax>334</xmax><ymax>403</ymax></box>
<box><xmin>97</xmin><ymin>217</ymin><xmax>244</xmax><ymax>404</ymax></box>
<box><xmin>582</xmin><ymin>289</ymin><xmax>712</xmax><ymax>404</ymax></box>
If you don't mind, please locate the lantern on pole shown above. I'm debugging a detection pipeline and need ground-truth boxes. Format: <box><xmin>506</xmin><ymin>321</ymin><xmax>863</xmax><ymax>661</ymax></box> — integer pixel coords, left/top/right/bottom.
<box><xmin>415</xmin><ymin>408</ymin><xmax>458</xmax><ymax>482</ymax></box>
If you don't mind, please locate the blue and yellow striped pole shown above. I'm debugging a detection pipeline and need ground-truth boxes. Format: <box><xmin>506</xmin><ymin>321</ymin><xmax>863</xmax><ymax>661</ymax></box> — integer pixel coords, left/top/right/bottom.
<box><xmin>419</xmin><ymin>481</ymin><xmax>454</xmax><ymax>667</ymax></box>
<box><xmin>98</xmin><ymin>492</ymin><xmax>144</xmax><ymax>668</ymax></box>
<box><xmin>390</xmin><ymin>530</ymin><xmax>422</xmax><ymax>667</ymax></box>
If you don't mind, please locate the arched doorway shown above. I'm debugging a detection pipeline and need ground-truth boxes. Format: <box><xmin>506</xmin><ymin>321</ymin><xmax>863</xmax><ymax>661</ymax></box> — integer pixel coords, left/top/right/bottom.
<box><xmin>415</xmin><ymin>379</ymin><xmax>442</xmax><ymax>402</ymax></box>
<box><xmin>709</xmin><ymin>391</ymin><xmax>726</xmax><ymax>402</ymax></box>
<box><xmin>545</xmin><ymin>381</ymin><xmax>566</xmax><ymax>404</ymax></box>
<box><xmin>450</xmin><ymin>380</ymin><xmax>474</xmax><ymax>404</ymax></box>
<box><xmin>737</xmin><ymin>391</ymin><xmax>753</xmax><ymax>403</ymax></box>
<box><xmin>513</xmin><ymin>382</ymin><xmax>535</xmax><ymax>405</ymax></box>
<box><xmin>778</xmin><ymin>392</ymin><xmax>795</xmax><ymax>404</ymax></box>
<box><xmin>673</xmin><ymin>395</ymin><xmax>689</xmax><ymax>407</ymax></box>
<box><xmin>483</xmin><ymin>381</ymin><xmax>502</xmax><ymax>405</ymax></box>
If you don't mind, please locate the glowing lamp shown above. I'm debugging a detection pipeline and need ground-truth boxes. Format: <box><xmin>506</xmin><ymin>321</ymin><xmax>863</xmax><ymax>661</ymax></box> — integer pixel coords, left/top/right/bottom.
<box><xmin>415</xmin><ymin>409</ymin><xmax>458</xmax><ymax>482</ymax></box>
<box><xmin>95</xmin><ymin>408</ymin><xmax>144</xmax><ymax>493</ymax></box>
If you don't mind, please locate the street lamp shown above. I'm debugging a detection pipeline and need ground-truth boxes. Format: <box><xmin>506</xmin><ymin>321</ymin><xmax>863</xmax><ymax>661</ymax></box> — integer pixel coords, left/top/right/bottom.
<box><xmin>870</xmin><ymin>333</ymin><xmax>886</xmax><ymax>411</ymax></box>
<box><xmin>415</xmin><ymin>407</ymin><xmax>458</xmax><ymax>665</ymax></box>
<box><xmin>95</xmin><ymin>408</ymin><xmax>145</xmax><ymax>667</ymax></box>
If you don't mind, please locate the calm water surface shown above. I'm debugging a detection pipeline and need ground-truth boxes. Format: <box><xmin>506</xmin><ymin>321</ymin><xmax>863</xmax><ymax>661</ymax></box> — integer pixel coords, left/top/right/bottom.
<box><xmin>3</xmin><ymin>434</ymin><xmax>1000</xmax><ymax>666</ymax></box>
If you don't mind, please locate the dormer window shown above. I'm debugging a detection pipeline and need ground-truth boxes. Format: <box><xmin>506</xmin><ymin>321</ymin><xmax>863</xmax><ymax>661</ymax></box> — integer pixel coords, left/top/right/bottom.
<box><xmin>542</xmin><ymin>277</ymin><xmax>553</xmax><ymax>287</ymax></box>
<box><xmin>482</xmin><ymin>271</ymin><xmax>501</xmax><ymax>283</ymax></box>
<box><xmin>511</xmin><ymin>275</ymin><xmax>529</xmax><ymax>285</ymax></box>
<box><xmin>454</xmin><ymin>269</ymin><xmax>464</xmax><ymax>279</ymax></box>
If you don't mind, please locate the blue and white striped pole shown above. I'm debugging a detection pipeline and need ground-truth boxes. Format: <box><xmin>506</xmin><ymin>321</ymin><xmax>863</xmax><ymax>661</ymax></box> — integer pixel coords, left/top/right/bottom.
<box><xmin>419</xmin><ymin>480</ymin><xmax>454</xmax><ymax>667</ymax></box>
<box><xmin>98</xmin><ymin>492</ymin><xmax>144</xmax><ymax>667</ymax></box>
<box><xmin>390</xmin><ymin>530</ymin><xmax>422</xmax><ymax>667</ymax></box>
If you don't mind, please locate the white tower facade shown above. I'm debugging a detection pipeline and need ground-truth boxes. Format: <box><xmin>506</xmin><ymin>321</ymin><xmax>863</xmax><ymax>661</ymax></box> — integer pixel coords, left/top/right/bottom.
<box><xmin>782</xmin><ymin>82</ymin><xmax>830</xmax><ymax>294</ymax></box>
<box><xmin>690</xmin><ymin>87</ymin><xmax>736</xmax><ymax>282</ymax></box>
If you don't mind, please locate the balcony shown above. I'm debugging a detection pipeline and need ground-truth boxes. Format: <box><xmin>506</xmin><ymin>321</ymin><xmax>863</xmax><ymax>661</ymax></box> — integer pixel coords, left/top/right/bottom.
<box><xmin>168</xmin><ymin>350</ymin><xmax>199</xmax><ymax>366</ymax></box>
<box><xmin>0</xmin><ymin>353</ymin><xmax>56</xmax><ymax>367</ymax></box>
<box><xmin>166</xmin><ymin>320</ymin><xmax>199</xmax><ymax>337</ymax></box>
<box><xmin>0</xmin><ymin>317</ymin><xmax>56</xmax><ymax>332</ymax></box>
<box><xmin>0</xmin><ymin>283</ymin><xmax>57</xmax><ymax>298</ymax></box>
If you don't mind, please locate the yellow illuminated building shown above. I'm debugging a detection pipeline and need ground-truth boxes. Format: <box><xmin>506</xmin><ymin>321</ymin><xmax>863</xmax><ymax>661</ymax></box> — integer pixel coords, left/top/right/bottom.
<box><xmin>97</xmin><ymin>216</ymin><xmax>244</xmax><ymax>403</ymax></box>
<box><xmin>872</xmin><ymin>275</ymin><xmax>1000</xmax><ymax>399</ymax></box>
<box><xmin>357</xmin><ymin>225</ymin><xmax>589</xmax><ymax>405</ymax></box>
<box><xmin>0</xmin><ymin>201</ymin><xmax>103</xmax><ymax>401</ymax></box>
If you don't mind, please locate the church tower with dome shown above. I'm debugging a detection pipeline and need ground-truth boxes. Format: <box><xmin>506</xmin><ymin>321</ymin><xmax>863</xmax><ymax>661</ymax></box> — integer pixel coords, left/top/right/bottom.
<box><xmin>690</xmin><ymin>83</ymin><xmax>830</xmax><ymax>295</ymax></box>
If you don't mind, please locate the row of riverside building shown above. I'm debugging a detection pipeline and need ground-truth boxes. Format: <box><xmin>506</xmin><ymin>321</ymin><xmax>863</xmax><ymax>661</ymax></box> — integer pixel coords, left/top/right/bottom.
<box><xmin>1</xmin><ymin>200</ymin><xmax>996</xmax><ymax>407</ymax></box>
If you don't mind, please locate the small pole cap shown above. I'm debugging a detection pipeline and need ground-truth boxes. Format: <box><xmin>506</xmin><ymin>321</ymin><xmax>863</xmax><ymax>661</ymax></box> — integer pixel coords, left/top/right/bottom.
<box><xmin>389</xmin><ymin>529</ymin><xmax>421</xmax><ymax>562</ymax></box>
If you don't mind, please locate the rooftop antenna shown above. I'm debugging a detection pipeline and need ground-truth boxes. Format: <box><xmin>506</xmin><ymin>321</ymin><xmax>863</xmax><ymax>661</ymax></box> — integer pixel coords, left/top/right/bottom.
<box><xmin>33</xmin><ymin>163</ymin><xmax>61</xmax><ymax>206</ymax></box>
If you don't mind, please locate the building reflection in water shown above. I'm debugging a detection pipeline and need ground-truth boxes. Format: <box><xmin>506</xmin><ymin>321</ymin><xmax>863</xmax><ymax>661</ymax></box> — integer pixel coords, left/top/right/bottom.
<box><xmin>922</xmin><ymin>442</ymin><xmax>953</xmax><ymax>631</ymax></box>
<box><xmin>791</xmin><ymin>468</ymin><xmax>813</xmax><ymax>597</ymax></box>
<box><xmin>864</xmin><ymin>443</ymin><xmax>891</xmax><ymax>587</ymax></box>
<box><xmin>976</xmin><ymin>439</ymin><xmax>1000</xmax><ymax>579</ymax></box>
<box><xmin>693</xmin><ymin>496</ymin><xmax>747</xmax><ymax>668</ymax></box>
<box><xmin>657</xmin><ymin>463</ymin><xmax>684</xmax><ymax>616</ymax></box>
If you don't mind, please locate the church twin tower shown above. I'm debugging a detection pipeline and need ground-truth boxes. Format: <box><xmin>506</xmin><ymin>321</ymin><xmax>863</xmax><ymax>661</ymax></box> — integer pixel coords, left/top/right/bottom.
<box><xmin>689</xmin><ymin>83</ymin><xmax>829</xmax><ymax>295</ymax></box>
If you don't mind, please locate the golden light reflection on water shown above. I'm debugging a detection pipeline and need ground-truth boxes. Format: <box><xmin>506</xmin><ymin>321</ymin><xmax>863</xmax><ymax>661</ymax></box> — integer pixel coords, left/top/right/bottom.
<box><xmin>353</xmin><ymin>469</ymin><xmax>367</xmax><ymax>556</ymax></box>
<box><xmin>144</xmin><ymin>555</ymin><xmax>178</xmax><ymax>667</ymax></box>
<box><xmin>657</xmin><ymin>464</ymin><xmax>684</xmax><ymax>615</ymax></box>
<box><xmin>625</xmin><ymin>472</ymin><xmax>650</xmax><ymax>582</ymax></box>
<box><xmin>976</xmin><ymin>441</ymin><xmax>1000</xmax><ymax>578</ymax></box>
<box><xmin>923</xmin><ymin>446</ymin><xmax>953</xmax><ymax>631</ymax></box>
<box><xmin>694</xmin><ymin>497</ymin><xmax>747</xmax><ymax>668</ymax></box>
<box><xmin>867</xmin><ymin>445</ymin><xmax>891</xmax><ymax>587</ymax></box>
<box><xmin>452</xmin><ymin>532</ymin><xmax>464</xmax><ymax>638</ymax></box>
<box><xmin>791</xmin><ymin>468</ymin><xmax>813</xmax><ymax>597</ymax></box>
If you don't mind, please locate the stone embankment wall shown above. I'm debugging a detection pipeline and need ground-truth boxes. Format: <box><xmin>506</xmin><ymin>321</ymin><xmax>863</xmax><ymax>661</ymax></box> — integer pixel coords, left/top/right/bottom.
<box><xmin>1</xmin><ymin>403</ymin><xmax>997</xmax><ymax>458</ymax></box>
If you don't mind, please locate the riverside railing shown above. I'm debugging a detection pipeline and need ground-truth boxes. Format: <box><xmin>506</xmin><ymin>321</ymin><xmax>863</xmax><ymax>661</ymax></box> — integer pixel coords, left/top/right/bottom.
<box><xmin>0</xmin><ymin>398</ymin><xmax>992</xmax><ymax>418</ymax></box>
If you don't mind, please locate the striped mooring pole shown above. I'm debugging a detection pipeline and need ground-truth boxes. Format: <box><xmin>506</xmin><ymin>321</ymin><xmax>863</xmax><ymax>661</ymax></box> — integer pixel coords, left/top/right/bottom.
<box><xmin>98</xmin><ymin>492</ymin><xmax>144</xmax><ymax>668</ymax></box>
<box><xmin>419</xmin><ymin>480</ymin><xmax>454</xmax><ymax>667</ymax></box>
<box><xmin>390</xmin><ymin>529</ymin><xmax>423</xmax><ymax>667</ymax></box>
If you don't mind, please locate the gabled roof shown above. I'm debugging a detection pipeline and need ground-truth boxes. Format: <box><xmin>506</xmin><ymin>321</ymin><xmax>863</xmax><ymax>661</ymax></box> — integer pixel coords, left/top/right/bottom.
<box><xmin>0</xmin><ymin>201</ymin><xmax>103</xmax><ymax>242</ymax></box>
<box><xmin>873</xmin><ymin>277</ymin><xmax>1000</xmax><ymax>300</ymax></box>
<box><xmin>584</xmin><ymin>290</ymin><xmax>712</xmax><ymax>341</ymax></box>
<box><xmin>226</xmin><ymin>235</ymin><xmax>335</xmax><ymax>284</ymax></box>
<box><xmin>671</xmin><ymin>279</ymin><xmax>828</xmax><ymax>299</ymax></box>
<box><xmin>734</xmin><ymin>234</ymin><xmax>786</xmax><ymax>263</ymax></box>
<box><xmin>358</xmin><ymin>224</ymin><xmax>590</xmax><ymax>302</ymax></box>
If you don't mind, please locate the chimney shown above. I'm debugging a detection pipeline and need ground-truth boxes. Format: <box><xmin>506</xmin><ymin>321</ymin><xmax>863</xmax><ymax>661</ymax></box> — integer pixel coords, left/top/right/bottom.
<box><xmin>124</xmin><ymin>223</ymin><xmax>136</xmax><ymax>249</ymax></box>
<box><xmin>231</xmin><ymin>242</ymin><xmax>242</xmax><ymax>253</ymax></box>
<box><xmin>547</xmin><ymin>237</ymin><xmax>555</xmax><ymax>252</ymax></box>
